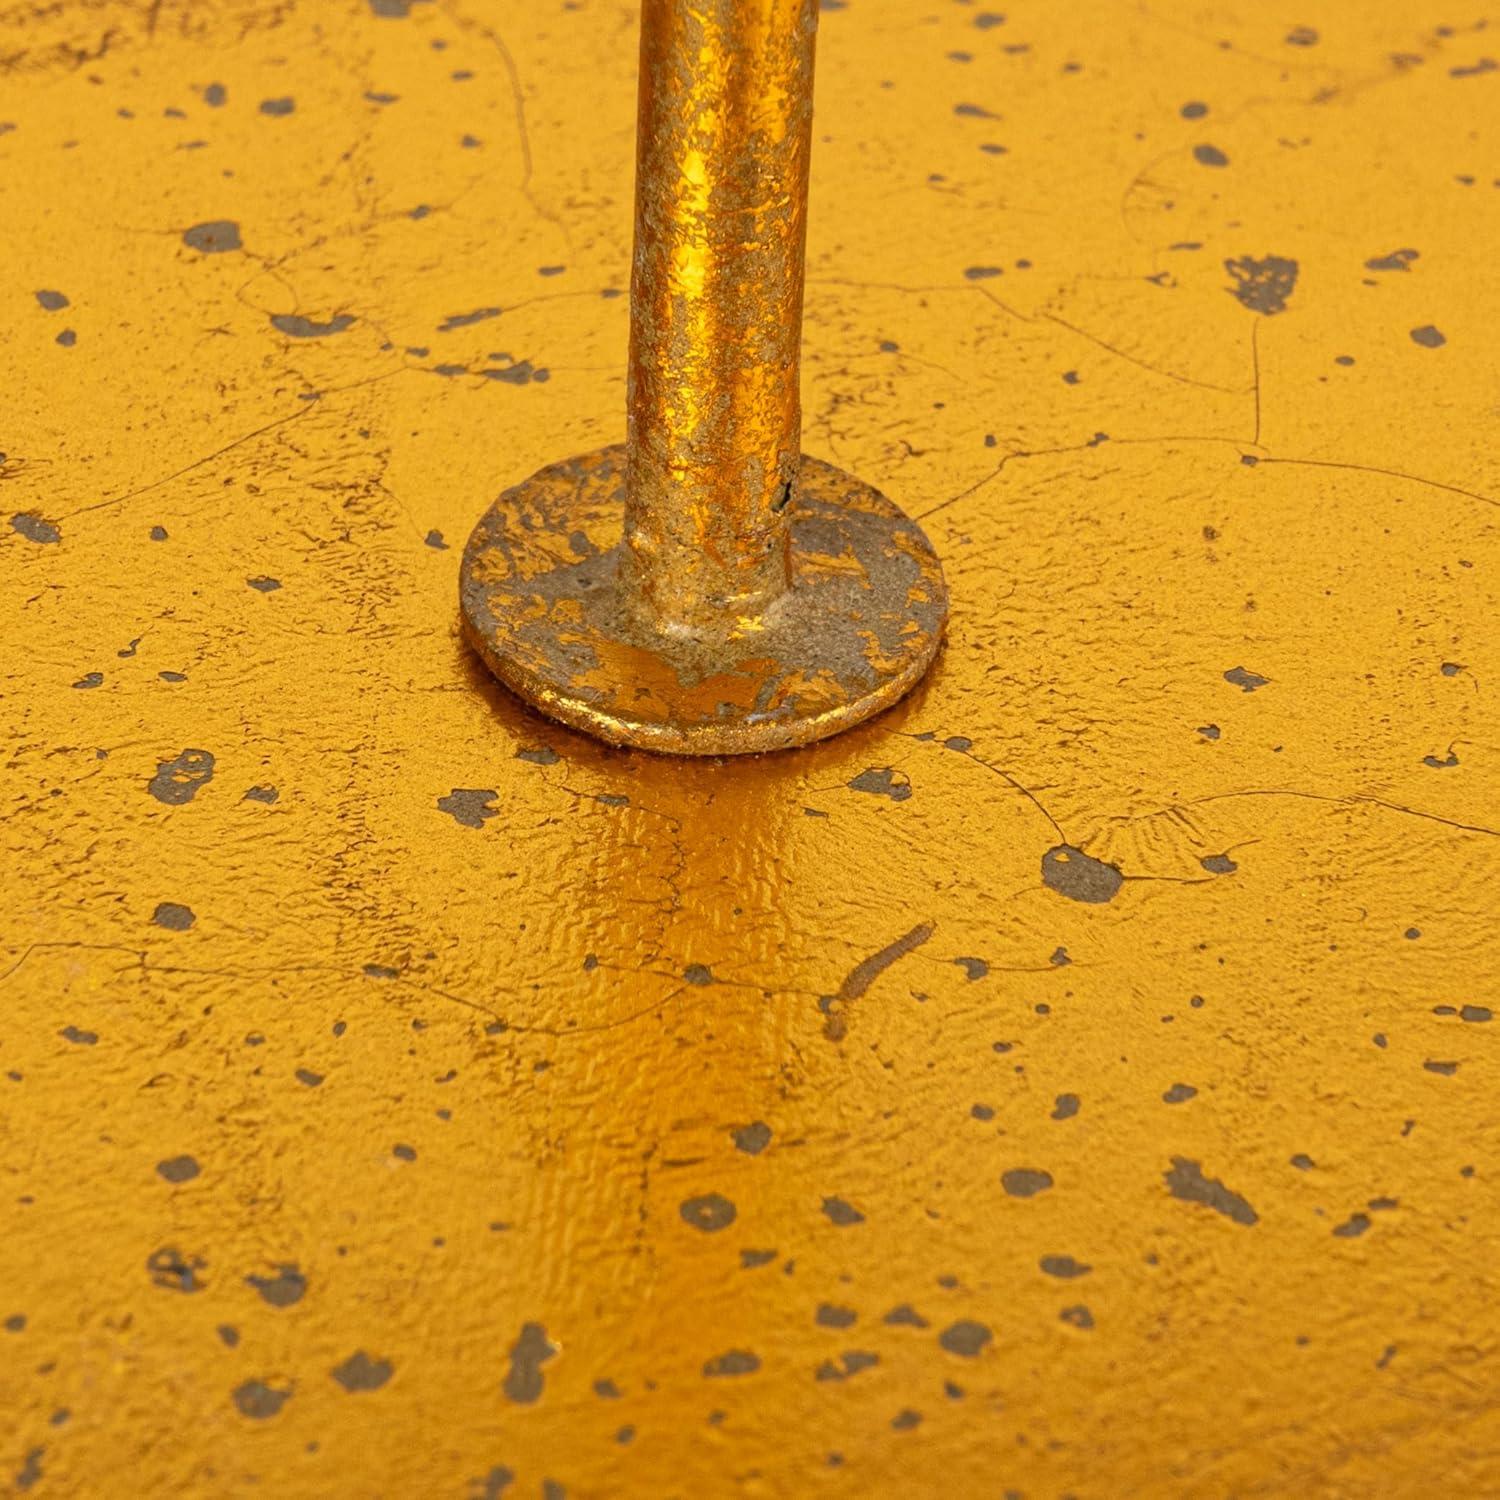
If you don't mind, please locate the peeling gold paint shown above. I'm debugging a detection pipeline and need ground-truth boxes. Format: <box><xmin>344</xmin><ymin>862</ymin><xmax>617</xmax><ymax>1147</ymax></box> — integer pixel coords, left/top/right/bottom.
<box><xmin>2</xmin><ymin>1</ymin><xmax>1498</xmax><ymax>1497</ymax></box>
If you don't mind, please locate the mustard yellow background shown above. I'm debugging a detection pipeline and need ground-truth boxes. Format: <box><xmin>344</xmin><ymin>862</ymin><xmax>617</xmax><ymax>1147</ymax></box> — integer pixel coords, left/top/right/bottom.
<box><xmin>2</xmin><ymin>1</ymin><xmax>1497</xmax><ymax>1496</ymax></box>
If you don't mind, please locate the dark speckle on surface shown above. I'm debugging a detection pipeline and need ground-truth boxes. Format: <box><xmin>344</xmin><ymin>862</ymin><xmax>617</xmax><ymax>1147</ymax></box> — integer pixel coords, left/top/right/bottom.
<box><xmin>148</xmin><ymin>749</ymin><xmax>215</xmax><ymax>805</ymax></box>
<box><xmin>156</xmin><ymin>1155</ymin><xmax>200</xmax><ymax>1183</ymax></box>
<box><xmin>59</xmin><ymin>1025</ymin><xmax>98</xmax><ymax>1045</ymax></box>
<box><xmin>249</xmin><ymin>1265</ymin><xmax>307</xmax><ymax>1307</ymax></box>
<box><xmin>938</xmin><ymin>1320</ymin><xmax>992</xmax><ymax>1357</ymax></box>
<box><xmin>481</xmin><ymin>360</ymin><xmax>550</xmax><ymax>385</ymax></box>
<box><xmin>424</xmin><ymin>529</ymin><xmax>448</xmax><ymax>549</ymax></box>
<box><xmin>14</xmin><ymin>1450</ymin><xmax>41</xmax><ymax>1492</ymax></box>
<box><xmin>1060</xmin><ymin>1304</ymin><xmax>1095</xmax><ymax>1330</ymax></box>
<box><xmin>1180</xmin><ymin>100</ymin><xmax>1208</xmax><ymax>118</ymax></box>
<box><xmin>11</xmin><ymin>513</ymin><xmax>61</xmax><ymax>544</ymax></box>
<box><xmin>515</xmin><ymin>745</ymin><xmax>560</xmax><ymax>766</ymax></box>
<box><xmin>503</xmin><ymin>1323</ymin><xmax>556</xmax><ymax>1403</ymax></box>
<box><xmin>954</xmin><ymin>956</ymin><xmax>989</xmax><ymax>980</ymax></box>
<box><xmin>814</xmin><ymin>1351</ymin><xmax>878</xmax><ymax>1381</ymax></box>
<box><xmin>1001</xmin><ymin>1168</ymin><xmax>1053</xmax><ymax>1197</ymax></box>
<box><xmin>147</xmin><ymin>1246</ymin><xmax>205</xmax><ymax>1292</ymax></box>
<box><xmin>1164</xmin><ymin>1156</ymin><xmax>1259</xmax><ymax>1225</ymax></box>
<box><xmin>1224</xmin><ymin>665</ymin><xmax>1269</xmax><ymax>692</ymax></box>
<box><xmin>732</xmin><ymin>1122</ymin><xmax>772</xmax><ymax>1155</ymax></box>
<box><xmin>1041</xmin><ymin>845</ymin><xmax>1123</xmax><ymax>904</ymax></box>
<box><xmin>259</xmin><ymin>97</ymin><xmax>295</xmax><ymax>116</ymax></box>
<box><xmin>1366</xmin><ymin>248</ymin><xmax>1418</xmax><ymax>271</ymax></box>
<box><xmin>203</xmin><ymin>82</ymin><xmax>226</xmax><ymax>106</ymax></box>
<box><xmin>243</xmin><ymin>784</ymin><xmax>279</xmax><ymax>803</ymax></box>
<box><xmin>1200</xmin><ymin>853</ymin><xmax>1238</xmax><ymax>874</ymax></box>
<box><xmin>815</xmin><ymin>1303</ymin><xmax>857</xmax><ymax>1328</ymax></box>
<box><xmin>271</xmin><ymin>313</ymin><xmax>354</xmax><ymax>338</ymax></box>
<box><xmin>883</xmin><ymin>1303</ymin><xmax>929</xmax><ymax>1328</ymax></box>
<box><xmin>1162</xmin><ymin>1083</ymin><xmax>1198</xmax><ymax>1104</ymax></box>
<box><xmin>684</xmin><ymin>962</ymin><xmax>714</xmax><ymax>986</ymax></box>
<box><xmin>55</xmin><ymin>329</ymin><xmax>76</xmax><ymax>347</ymax></box>
<box><xmin>72</xmin><ymin>671</ymin><xmax>103</xmax><ymax>689</ymax></box>
<box><xmin>1193</xmin><ymin>143</ymin><xmax>1229</xmax><ymax>167</ymax></box>
<box><xmin>1051</xmin><ymin>1093</ymin><xmax>1080</xmax><ymax>1120</ymax></box>
<box><xmin>824</xmin><ymin>921</ymin><xmax>935</xmax><ymax>1043</ymax></box>
<box><xmin>34</xmin><ymin>290</ymin><xmax>68</xmax><ymax>311</ymax></box>
<box><xmin>1040</xmin><ymin>1255</ymin><xmax>1091</xmax><ymax>1278</ymax></box>
<box><xmin>246</xmin><ymin>575</ymin><xmax>281</xmax><ymax>592</ymax></box>
<box><xmin>1224</xmin><ymin>255</ymin><xmax>1298</xmax><ymax>315</ymax></box>
<box><xmin>439</xmin><ymin>306</ymin><xmax>502</xmax><ymax>332</ymax></box>
<box><xmin>233</xmin><ymin>1381</ymin><xmax>290</xmax><ymax>1419</ymax></box>
<box><xmin>473</xmin><ymin>1467</ymin><xmax>515</xmax><ymax>1500</ymax></box>
<box><xmin>680</xmin><ymin>1193</ymin><xmax>737</xmax><ymax>1231</ymax></box>
<box><xmin>331</xmin><ymin>1350</ymin><xmax>393</xmax><ymax>1391</ymax></box>
<box><xmin>152</xmin><ymin>901</ymin><xmax>195</xmax><ymax>930</ymax></box>
<box><xmin>437</xmin><ymin>789</ymin><xmax>500</xmax><ymax>828</ymax></box>
<box><xmin>392</xmin><ymin>1143</ymin><xmax>417</xmax><ymax>1160</ymax></box>
<box><xmin>183</xmin><ymin>220</ymin><xmax>241</xmax><ymax>253</ymax></box>
<box><xmin>821</xmin><ymin>1195</ymin><xmax>865</xmax><ymax>1226</ymax></box>
<box><xmin>1333</xmin><ymin>1212</ymin><xmax>1371</xmax><ymax>1238</ymax></box>
<box><xmin>703</xmin><ymin>1349</ymin><xmax>760</xmax><ymax>1376</ymax></box>
<box><xmin>1410</xmin><ymin>325</ymin><xmax>1446</xmax><ymax>348</ymax></box>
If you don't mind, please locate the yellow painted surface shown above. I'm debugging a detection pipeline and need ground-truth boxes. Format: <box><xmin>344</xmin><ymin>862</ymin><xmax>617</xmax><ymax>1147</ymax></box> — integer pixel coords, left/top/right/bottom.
<box><xmin>3</xmin><ymin>2</ymin><xmax>1499</xmax><ymax>1496</ymax></box>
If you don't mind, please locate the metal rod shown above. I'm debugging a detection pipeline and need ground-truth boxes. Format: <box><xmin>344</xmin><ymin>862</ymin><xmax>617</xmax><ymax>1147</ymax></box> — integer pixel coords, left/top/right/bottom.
<box><xmin>623</xmin><ymin>0</ymin><xmax>818</xmax><ymax>636</ymax></box>
<box><xmin>458</xmin><ymin>0</ymin><xmax>946</xmax><ymax>755</ymax></box>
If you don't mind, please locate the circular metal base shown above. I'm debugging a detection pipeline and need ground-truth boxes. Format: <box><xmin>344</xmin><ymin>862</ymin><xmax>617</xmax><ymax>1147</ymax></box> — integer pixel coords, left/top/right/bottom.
<box><xmin>459</xmin><ymin>444</ymin><xmax>947</xmax><ymax>755</ymax></box>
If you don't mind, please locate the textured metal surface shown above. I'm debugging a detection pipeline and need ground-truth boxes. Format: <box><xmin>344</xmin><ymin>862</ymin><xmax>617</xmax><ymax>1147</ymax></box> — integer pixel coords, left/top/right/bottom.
<box><xmin>3</xmin><ymin>1</ymin><xmax>1500</xmax><ymax>1497</ymax></box>
<box><xmin>624</xmin><ymin>0</ymin><xmax>816</xmax><ymax>630</ymax></box>
<box><xmin>461</xmin><ymin>447</ymin><xmax>946</xmax><ymax>754</ymax></box>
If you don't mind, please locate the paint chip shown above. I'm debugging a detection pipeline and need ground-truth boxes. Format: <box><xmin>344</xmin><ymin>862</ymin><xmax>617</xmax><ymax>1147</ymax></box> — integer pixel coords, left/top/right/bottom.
<box><xmin>938</xmin><ymin>1320</ymin><xmax>992</xmax><ymax>1357</ymax></box>
<box><xmin>821</xmin><ymin>1196</ymin><xmax>865</xmax><ymax>1225</ymax></box>
<box><xmin>1163</xmin><ymin>1156</ymin><xmax>1258</xmax><ymax>1225</ymax></box>
<box><xmin>680</xmin><ymin>1193</ymin><xmax>737</xmax><ymax>1231</ymax></box>
<box><xmin>331</xmin><ymin>1350</ymin><xmax>393</xmax><ymax>1391</ymax></box>
<box><xmin>1041</xmin><ymin>845</ymin><xmax>1122</xmax><ymax>904</ymax></box>
<box><xmin>232</xmin><ymin>1381</ymin><xmax>290</xmax><ymax>1419</ymax></box>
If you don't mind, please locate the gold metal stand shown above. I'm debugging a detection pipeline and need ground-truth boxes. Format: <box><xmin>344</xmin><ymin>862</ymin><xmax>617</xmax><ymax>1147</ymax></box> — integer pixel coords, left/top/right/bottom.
<box><xmin>459</xmin><ymin>0</ymin><xmax>947</xmax><ymax>755</ymax></box>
